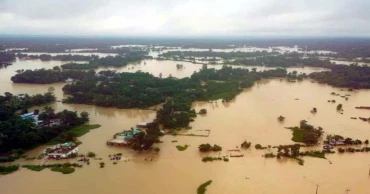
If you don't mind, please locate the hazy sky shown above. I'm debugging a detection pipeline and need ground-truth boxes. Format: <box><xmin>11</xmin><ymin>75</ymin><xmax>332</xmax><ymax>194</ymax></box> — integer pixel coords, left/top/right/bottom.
<box><xmin>0</xmin><ymin>0</ymin><xmax>369</xmax><ymax>37</ymax></box>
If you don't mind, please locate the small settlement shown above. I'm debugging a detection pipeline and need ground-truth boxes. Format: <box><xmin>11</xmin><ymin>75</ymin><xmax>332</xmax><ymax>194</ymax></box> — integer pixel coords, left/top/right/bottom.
<box><xmin>20</xmin><ymin>111</ymin><xmax>60</xmax><ymax>127</ymax></box>
<box><xmin>46</xmin><ymin>142</ymin><xmax>78</xmax><ymax>159</ymax></box>
<box><xmin>107</xmin><ymin>129</ymin><xmax>143</xmax><ymax>147</ymax></box>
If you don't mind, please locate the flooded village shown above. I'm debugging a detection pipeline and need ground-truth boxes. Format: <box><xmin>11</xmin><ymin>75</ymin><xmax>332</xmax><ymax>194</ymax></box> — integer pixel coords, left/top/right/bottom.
<box><xmin>1</xmin><ymin>43</ymin><xmax>370</xmax><ymax>194</ymax></box>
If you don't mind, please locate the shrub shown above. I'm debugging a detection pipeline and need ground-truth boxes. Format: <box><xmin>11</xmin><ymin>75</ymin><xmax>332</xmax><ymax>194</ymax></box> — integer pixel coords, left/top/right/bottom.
<box><xmin>255</xmin><ymin>144</ymin><xmax>263</xmax><ymax>149</ymax></box>
<box><xmin>199</xmin><ymin>109</ymin><xmax>207</xmax><ymax>114</ymax></box>
<box><xmin>212</xmin><ymin>144</ymin><xmax>222</xmax><ymax>151</ymax></box>
<box><xmin>99</xmin><ymin>162</ymin><xmax>105</xmax><ymax>168</ymax></box>
<box><xmin>87</xmin><ymin>151</ymin><xmax>96</xmax><ymax>158</ymax></box>
<box><xmin>199</xmin><ymin>144</ymin><xmax>213</xmax><ymax>152</ymax></box>
<box><xmin>241</xmin><ymin>140</ymin><xmax>251</xmax><ymax>148</ymax></box>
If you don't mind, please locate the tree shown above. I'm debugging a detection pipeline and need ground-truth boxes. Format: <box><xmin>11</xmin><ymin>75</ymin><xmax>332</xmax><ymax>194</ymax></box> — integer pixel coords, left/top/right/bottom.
<box><xmin>337</xmin><ymin>104</ymin><xmax>343</xmax><ymax>111</ymax></box>
<box><xmin>198</xmin><ymin>144</ymin><xmax>212</xmax><ymax>152</ymax></box>
<box><xmin>303</xmin><ymin>132</ymin><xmax>318</xmax><ymax>144</ymax></box>
<box><xmin>53</xmin><ymin>66</ymin><xmax>61</xmax><ymax>71</ymax></box>
<box><xmin>199</xmin><ymin>109</ymin><xmax>207</xmax><ymax>114</ymax></box>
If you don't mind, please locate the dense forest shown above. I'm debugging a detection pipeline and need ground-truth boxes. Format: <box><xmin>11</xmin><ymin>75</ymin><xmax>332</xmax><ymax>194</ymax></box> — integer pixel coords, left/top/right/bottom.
<box><xmin>0</xmin><ymin>92</ymin><xmax>89</xmax><ymax>156</ymax></box>
<box><xmin>11</xmin><ymin>68</ymin><xmax>96</xmax><ymax>84</ymax></box>
<box><xmin>309</xmin><ymin>65</ymin><xmax>370</xmax><ymax>89</ymax></box>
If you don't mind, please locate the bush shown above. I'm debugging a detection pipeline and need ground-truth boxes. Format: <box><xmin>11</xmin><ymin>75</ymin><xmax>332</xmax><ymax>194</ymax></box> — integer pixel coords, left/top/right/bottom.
<box><xmin>212</xmin><ymin>144</ymin><xmax>222</xmax><ymax>151</ymax></box>
<box><xmin>241</xmin><ymin>140</ymin><xmax>251</xmax><ymax>148</ymax></box>
<box><xmin>197</xmin><ymin>180</ymin><xmax>212</xmax><ymax>194</ymax></box>
<box><xmin>199</xmin><ymin>109</ymin><xmax>207</xmax><ymax>114</ymax></box>
<box><xmin>176</xmin><ymin>145</ymin><xmax>189</xmax><ymax>151</ymax></box>
<box><xmin>255</xmin><ymin>144</ymin><xmax>263</xmax><ymax>149</ymax></box>
<box><xmin>87</xmin><ymin>151</ymin><xmax>96</xmax><ymax>158</ymax></box>
<box><xmin>99</xmin><ymin>162</ymin><xmax>105</xmax><ymax>168</ymax></box>
<box><xmin>153</xmin><ymin>147</ymin><xmax>160</xmax><ymax>152</ymax></box>
<box><xmin>365</xmin><ymin>140</ymin><xmax>369</xmax><ymax>144</ymax></box>
<box><xmin>198</xmin><ymin>144</ymin><xmax>212</xmax><ymax>152</ymax></box>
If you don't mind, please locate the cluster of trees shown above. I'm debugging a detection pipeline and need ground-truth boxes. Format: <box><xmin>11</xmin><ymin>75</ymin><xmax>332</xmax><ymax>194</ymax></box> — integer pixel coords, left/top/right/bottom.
<box><xmin>11</xmin><ymin>68</ymin><xmax>95</xmax><ymax>84</ymax></box>
<box><xmin>309</xmin><ymin>65</ymin><xmax>370</xmax><ymax>89</ymax></box>
<box><xmin>287</xmin><ymin>120</ymin><xmax>323</xmax><ymax>144</ymax></box>
<box><xmin>198</xmin><ymin>144</ymin><xmax>222</xmax><ymax>152</ymax></box>
<box><xmin>241</xmin><ymin>140</ymin><xmax>252</xmax><ymax>148</ymax></box>
<box><xmin>61</xmin><ymin>52</ymin><xmax>150</xmax><ymax>70</ymax></box>
<box><xmin>62</xmin><ymin>65</ymin><xmax>294</xmax><ymax>129</ymax></box>
<box><xmin>0</xmin><ymin>92</ymin><xmax>55</xmax><ymax>115</ymax></box>
<box><xmin>0</xmin><ymin>107</ymin><xmax>89</xmax><ymax>154</ymax></box>
<box><xmin>230</xmin><ymin>55</ymin><xmax>331</xmax><ymax>67</ymax></box>
<box><xmin>16</xmin><ymin>54</ymin><xmax>99</xmax><ymax>61</ymax></box>
<box><xmin>0</xmin><ymin>92</ymin><xmax>89</xmax><ymax>154</ymax></box>
<box><xmin>160</xmin><ymin>51</ymin><xmax>277</xmax><ymax>59</ymax></box>
<box><xmin>0</xmin><ymin>52</ymin><xmax>16</xmax><ymax>63</ymax></box>
<box><xmin>130</xmin><ymin>122</ymin><xmax>162</xmax><ymax>151</ymax></box>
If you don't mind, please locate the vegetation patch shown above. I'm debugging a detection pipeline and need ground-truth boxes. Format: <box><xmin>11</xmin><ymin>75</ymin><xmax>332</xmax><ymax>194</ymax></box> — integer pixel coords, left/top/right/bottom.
<box><xmin>241</xmin><ymin>140</ymin><xmax>252</xmax><ymax>148</ymax></box>
<box><xmin>197</xmin><ymin>180</ymin><xmax>213</xmax><ymax>194</ymax></box>
<box><xmin>0</xmin><ymin>165</ymin><xmax>19</xmax><ymax>175</ymax></box>
<box><xmin>50</xmin><ymin>167</ymin><xmax>75</xmax><ymax>174</ymax></box>
<box><xmin>176</xmin><ymin>145</ymin><xmax>189</xmax><ymax>151</ymax></box>
<box><xmin>286</xmin><ymin>120</ymin><xmax>323</xmax><ymax>144</ymax></box>
<box><xmin>68</xmin><ymin>124</ymin><xmax>101</xmax><ymax>137</ymax></box>
<box><xmin>22</xmin><ymin>163</ymin><xmax>82</xmax><ymax>172</ymax></box>
<box><xmin>87</xmin><ymin>151</ymin><xmax>96</xmax><ymax>158</ymax></box>
<box><xmin>198</xmin><ymin>144</ymin><xmax>222</xmax><ymax>152</ymax></box>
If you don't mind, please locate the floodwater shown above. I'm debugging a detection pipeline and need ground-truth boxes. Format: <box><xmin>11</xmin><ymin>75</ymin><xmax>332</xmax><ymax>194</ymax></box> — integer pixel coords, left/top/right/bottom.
<box><xmin>97</xmin><ymin>59</ymin><xmax>329</xmax><ymax>79</ymax></box>
<box><xmin>331</xmin><ymin>59</ymin><xmax>370</xmax><ymax>66</ymax></box>
<box><xmin>1</xmin><ymin>59</ymin><xmax>370</xmax><ymax>194</ymax></box>
<box><xmin>149</xmin><ymin>45</ymin><xmax>336</xmax><ymax>55</ymax></box>
<box><xmin>21</xmin><ymin>52</ymin><xmax>117</xmax><ymax>57</ymax></box>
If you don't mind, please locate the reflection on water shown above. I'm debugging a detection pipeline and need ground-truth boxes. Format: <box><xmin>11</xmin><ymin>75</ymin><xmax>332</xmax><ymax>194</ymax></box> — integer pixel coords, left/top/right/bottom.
<box><xmin>1</xmin><ymin>59</ymin><xmax>370</xmax><ymax>194</ymax></box>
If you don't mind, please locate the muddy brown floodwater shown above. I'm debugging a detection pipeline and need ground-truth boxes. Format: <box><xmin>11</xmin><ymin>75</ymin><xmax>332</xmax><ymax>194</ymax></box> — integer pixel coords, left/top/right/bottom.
<box><xmin>0</xmin><ymin>59</ymin><xmax>370</xmax><ymax>194</ymax></box>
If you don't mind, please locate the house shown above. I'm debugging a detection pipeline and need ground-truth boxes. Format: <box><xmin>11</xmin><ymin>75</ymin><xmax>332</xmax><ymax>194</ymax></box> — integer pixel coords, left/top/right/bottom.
<box><xmin>107</xmin><ymin>129</ymin><xmax>143</xmax><ymax>147</ymax></box>
<box><xmin>136</xmin><ymin>122</ymin><xmax>150</xmax><ymax>128</ymax></box>
<box><xmin>21</xmin><ymin>112</ymin><xmax>40</xmax><ymax>125</ymax></box>
<box><xmin>47</xmin><ymin>142</ymin><xmax>78</xmax><ymax>159</ymax></box>
<box><xmin>65</xmin><ymin>78</ymin><xmax>74</xmax><ymax>83</ymax></box>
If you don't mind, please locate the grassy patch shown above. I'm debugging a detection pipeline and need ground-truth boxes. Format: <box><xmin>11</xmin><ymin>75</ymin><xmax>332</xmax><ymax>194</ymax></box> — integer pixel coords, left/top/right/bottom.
<box><xmin>176</xmin><ymin>145</ymin><xmax>189</xmax><ymax>151</ymax></box>
<box><xmin>286</xmin><ymin>127</ymin><xmax>304</xmax><ymax>142</ymax></box>
<box><xmin>50</xmin><ymin>167</ymin><xmax>75</xmax><ymax>174</ymax></box>
<box><xmin>68</xmin><ymin>124</ymin><xmax>101</xmax><ymax>137</ymax></box>
<box><xmin>46</xmin><ymin>124</ymin><xmax>101</xmax><ymax>145</ymax></box>
<box><xmin>197</xmin><ymin>180</ymin><xmax>213</xmax><ymax>194</ymax></box>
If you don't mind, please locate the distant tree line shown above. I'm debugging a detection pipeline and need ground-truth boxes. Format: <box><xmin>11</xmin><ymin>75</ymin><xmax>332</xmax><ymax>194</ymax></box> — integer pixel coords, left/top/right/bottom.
<box><xmin>11</xmin><ymin>68</ymin><xmax>95</xmax><ymax>84</ymax></box>
<box><xmin>309</xmin><ymin>64</ymin><xmax>370</xmax><ymax>89</ymax></box>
